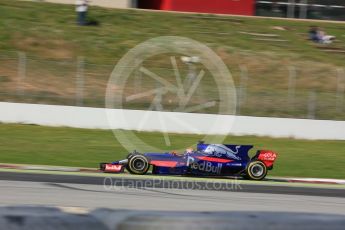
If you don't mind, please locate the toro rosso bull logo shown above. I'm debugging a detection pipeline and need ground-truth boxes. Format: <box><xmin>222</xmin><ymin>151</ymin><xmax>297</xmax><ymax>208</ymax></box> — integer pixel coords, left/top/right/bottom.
<box><xmin>187</xmin><ymin>156</ymin><xmax>222</xmax><ymax>174</ymax></box>
<box><xmin>203</xmin><ymin>144</ymin><xmax>241</xmax><ymax>160</ymax></box>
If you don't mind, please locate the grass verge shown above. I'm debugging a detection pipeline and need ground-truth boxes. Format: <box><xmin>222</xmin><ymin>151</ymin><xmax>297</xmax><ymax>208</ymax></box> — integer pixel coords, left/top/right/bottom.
<box><xmin>0</xmin><ymin>123</ymin><xmax>344</xmax><ymax>179</ymax></box>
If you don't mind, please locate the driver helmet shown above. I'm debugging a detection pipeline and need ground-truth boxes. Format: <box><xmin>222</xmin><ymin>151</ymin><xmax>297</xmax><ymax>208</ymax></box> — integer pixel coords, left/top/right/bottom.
<box><xmin>185</xmin><ymin>148</ymin><xmax>194</xmax><ymax>153</ymax></box>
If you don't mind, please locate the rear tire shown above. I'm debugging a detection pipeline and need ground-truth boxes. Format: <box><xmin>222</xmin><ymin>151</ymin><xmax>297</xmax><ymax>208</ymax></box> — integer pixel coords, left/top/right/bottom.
<box><xmin>245</xmin><ymin>161</ymin><xmax>267</xmax><ymax>180</ymax></box>
<box><xmin>126</xmin><ymin>154</ymin><xmax>150</xmax><ymax>175</ymax></box>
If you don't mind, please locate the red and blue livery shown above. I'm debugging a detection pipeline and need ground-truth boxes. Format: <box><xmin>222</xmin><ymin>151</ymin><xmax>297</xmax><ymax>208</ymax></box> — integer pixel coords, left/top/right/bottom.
<box><xmin>100</xmin><ymin>142</ymin><xmax>277</xmax><ymax>180</ymax></box>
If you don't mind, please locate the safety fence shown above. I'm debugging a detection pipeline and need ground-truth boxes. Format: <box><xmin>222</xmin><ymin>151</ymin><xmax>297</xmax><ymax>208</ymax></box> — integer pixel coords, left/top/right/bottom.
<box><xmin>0</xmin><ymin>51</ymin><xmax>344</xmax><ymax>120</ymax></box>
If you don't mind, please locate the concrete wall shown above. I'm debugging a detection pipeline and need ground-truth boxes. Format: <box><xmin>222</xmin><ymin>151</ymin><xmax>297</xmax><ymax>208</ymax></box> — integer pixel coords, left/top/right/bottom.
<box><xmin>38</xmin><ymin>0</ymin><xmax>134</xmax><ymax>9</ymax></box>
<box><xmin>1</xmin><ymin>102</ymin><xmax>345</xmax><ymax>140</ymax></box>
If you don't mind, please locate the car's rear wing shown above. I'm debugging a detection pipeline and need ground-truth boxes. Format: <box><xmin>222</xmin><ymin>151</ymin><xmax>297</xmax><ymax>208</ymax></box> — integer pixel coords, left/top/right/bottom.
<box><xmin>252</xmin><ymin>150</ymin><xmax>278</xmax><ymax>169</ymax></box>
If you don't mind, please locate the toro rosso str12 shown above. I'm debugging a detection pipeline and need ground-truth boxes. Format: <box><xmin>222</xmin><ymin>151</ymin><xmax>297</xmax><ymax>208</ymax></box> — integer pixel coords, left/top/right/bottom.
<box><xmin>100</xmin><ymin>142</ymin><xmax>278</xmax><ymax>180</ymax></box>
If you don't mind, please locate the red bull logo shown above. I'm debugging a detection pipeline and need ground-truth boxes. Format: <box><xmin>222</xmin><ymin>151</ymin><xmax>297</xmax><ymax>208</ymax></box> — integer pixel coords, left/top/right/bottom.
<box><xmin>187</xmin><ymin>156</ymin><xmax>222</xmax><ymax>174</ymax></box>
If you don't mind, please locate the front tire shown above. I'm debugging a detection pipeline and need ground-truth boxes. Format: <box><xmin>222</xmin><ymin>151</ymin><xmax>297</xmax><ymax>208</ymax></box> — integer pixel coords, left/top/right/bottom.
<box><xmin>100</xmin><ymin>163</ymin><xmax>107</xmax><ymax>171</ymax></box>
<box><xmin>245</xmin><ymin>161</ymin><xmax>267</xmax><ymax>180</ymax></box>
<box><xmin>126</xmin><ymin>154</ymin><xmax>150</xmax><ymax>175</ymax></box>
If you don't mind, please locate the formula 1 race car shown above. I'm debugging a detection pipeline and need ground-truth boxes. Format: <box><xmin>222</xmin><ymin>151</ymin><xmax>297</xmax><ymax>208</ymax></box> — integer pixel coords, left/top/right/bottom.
<box><xmin>100</xmin><ymin>142</ymin><xmax>278</xmax><ymax>180</ymax></box>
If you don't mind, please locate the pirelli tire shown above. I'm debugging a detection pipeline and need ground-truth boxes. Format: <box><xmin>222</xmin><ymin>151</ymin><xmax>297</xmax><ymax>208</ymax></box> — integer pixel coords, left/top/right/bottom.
<box><xmin>126</xmin><ymin>154</ymin><xmax>150</xmax><ymax>175</ymax></box>
<box><xmin>245</xmin><ymin>161</ymin><xmax>267</xmax><ymax>181</ymax></box>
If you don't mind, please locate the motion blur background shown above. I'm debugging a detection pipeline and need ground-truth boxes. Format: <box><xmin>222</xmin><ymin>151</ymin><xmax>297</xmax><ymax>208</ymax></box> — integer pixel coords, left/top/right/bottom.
<box><xmin>1</xmin><ymin>0</ymin><xmax>345</xmax><ymax>120</ymax></box>
<box><xmin>39</xmin><ymin>0</ymin><xmax>345</xmax><ymax>21</ymax></box>
<box><xmin>1</xmin><ymin>3</ymin><xmax>345</xmax><ymax>227</ymax></box>
<box><xmin>0</xmin><ymin>0</ymin><xmax>345</xmax><ymax>179</ymax></box>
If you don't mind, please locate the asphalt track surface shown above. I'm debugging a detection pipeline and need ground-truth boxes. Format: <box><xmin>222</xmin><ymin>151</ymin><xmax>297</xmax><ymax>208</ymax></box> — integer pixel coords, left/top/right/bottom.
<box><xmin>0</xmin><ymin>171</ymin><xmax>344</xmax><ymax>198</ymax></box>
<box><xmin>1</xmin><ymin>171</ymin><xmax>345</xmax><ymax>215</ymax></box>
<box><xmin>1</xmin><ymin>180</ymin><xmax>345</xmax><ymax>215</ymax></box>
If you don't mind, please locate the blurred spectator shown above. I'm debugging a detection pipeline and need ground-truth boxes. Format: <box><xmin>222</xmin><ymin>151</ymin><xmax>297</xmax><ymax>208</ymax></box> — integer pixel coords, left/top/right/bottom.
<box><xmin>308</xmin><ymin>26</ymin><xmax>319</xmax><ymax>42</ymax></box>
<box><xmin>309</xmin><ymin>26</ymin><xmax>336</xmax><ymax>44</ymax></box>
<box><xmin>317</xmin><ymin>28</ymin><xmax>336</xmax><ymax>44</ymax></box>
<box><xmin>76</xmin><ymin>0</ymin><xmax>88</xmax><ymax>25</ymax></box>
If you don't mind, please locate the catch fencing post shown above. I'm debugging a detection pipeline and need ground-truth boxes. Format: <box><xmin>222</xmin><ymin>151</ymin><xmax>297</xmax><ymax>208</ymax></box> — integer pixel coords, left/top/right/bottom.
<box><xmin>16</xmin><ymin>51</ymin><xmax>26</xmax><ymax>96</ymax></box>
<box><xmin>287</xmin><ymin>66</ymin><xmax>297</xmax><ymax>110</ymax></box>
<box><xmin>134</xmin><ymin>59</ymin><xmax>142</xmax><ymax>94</ymax></box>
<box><xmin>299</xmin><ymin>0</ymin><xmax>308</xmax><ymax>19</ymax></box>
<box><xmin>307</xmin><ymin>90</ymin><xmax>317</xmax><ymax>119</ymax></box>
<box><xmin>336</xmin><ymin>68</ymin><xmax>345</xmax><ymax>113</ymax></box>
<box><xmin>287</xmin><ymin>0</ymin><xmax>296</xmax><ymax>18</ymax></box>
<box><xmin>237</xmin><ymin>65</ymin><xmax>248</xmax><ymax>115</ymax></box>
<box><xmin>76</xmin><ymin>56</ymin><xmax>85</xmax><ymax>106</ymax></box>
